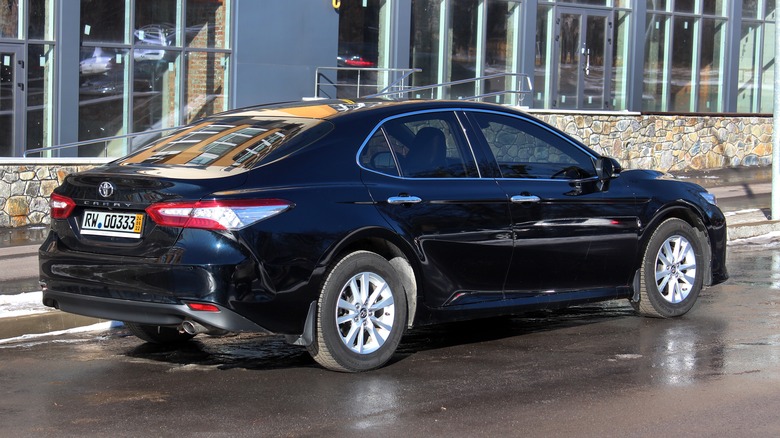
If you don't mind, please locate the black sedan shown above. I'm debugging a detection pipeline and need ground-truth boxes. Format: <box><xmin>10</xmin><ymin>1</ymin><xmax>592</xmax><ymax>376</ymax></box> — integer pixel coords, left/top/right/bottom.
<box><xmin>40</xmin><ymin>99</ymin><xmax>728</xmax><ymax>372</ymax></box>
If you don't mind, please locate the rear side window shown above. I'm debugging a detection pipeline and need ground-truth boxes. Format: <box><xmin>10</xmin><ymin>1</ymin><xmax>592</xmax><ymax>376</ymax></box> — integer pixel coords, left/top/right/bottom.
<box><xmin>118</xmin><ymin>117</ymin><xmax>332</xmax><ymax>169</ymax></box>
<box><xmin>470</xmin><ymin>112</ymin><xmax>596</xmax><ymax>180</ymax></box>
<box><xmin>360</xmin><ymin>112</ymin><xmax>478</xmax><ymax>178</ymax></box>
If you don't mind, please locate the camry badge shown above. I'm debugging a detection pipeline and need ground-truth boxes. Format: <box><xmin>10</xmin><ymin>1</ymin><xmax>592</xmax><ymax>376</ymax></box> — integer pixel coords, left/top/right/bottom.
<box><xmin>98</xmin><ymin>181</ymin><xmax>115</xmax><ymax>198</ymax></box>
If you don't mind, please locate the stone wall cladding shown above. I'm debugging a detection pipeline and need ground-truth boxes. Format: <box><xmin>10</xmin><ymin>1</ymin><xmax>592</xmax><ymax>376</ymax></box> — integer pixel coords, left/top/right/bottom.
<box><xmin>0</xmin><ymin>164</ymin><xmax>96</xmax><ymax>228</ymax></box>
<box><xmin>533</xmin><ymin>113</ymin><xmax>772</xmax><ymax>171</ymax></box>
<box><xmin>0</xmin><ymin>114</ymin><xmax>774</xmax><ymax>228</ymax></box>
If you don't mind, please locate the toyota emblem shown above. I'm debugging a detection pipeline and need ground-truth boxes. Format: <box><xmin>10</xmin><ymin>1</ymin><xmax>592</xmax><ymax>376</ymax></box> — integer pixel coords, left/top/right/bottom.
<box><xmin>98</xmin><ymin>181</ymin><xmax>115</xmax><ymax>198</ymax></box>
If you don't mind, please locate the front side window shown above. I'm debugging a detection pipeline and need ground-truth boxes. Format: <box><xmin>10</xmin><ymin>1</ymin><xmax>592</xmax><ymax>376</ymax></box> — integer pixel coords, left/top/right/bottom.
<box><xmin>470</xmin><ymin>112</ymin><xmax>596</xmax><ymax>180</ymax></box>
<box><xmin>367</xmin><ymin>112</ymin><xmax>479</xmax><ymax>179</ymax></box>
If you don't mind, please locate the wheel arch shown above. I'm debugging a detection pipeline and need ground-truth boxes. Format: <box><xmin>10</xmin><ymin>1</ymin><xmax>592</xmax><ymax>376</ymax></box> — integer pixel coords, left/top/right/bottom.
<box><xmin>636</xmin><ymin>202</ymin><xmax>713</xmax><ymax>289</ymax></box>
<box><xmin>317</xmin><ymin>227</ymin><xmax>421</xmax><ymax>329</ymax></box>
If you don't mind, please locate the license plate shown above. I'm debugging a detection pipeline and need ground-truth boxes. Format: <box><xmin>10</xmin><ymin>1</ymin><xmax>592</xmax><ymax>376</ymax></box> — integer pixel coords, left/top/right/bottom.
<box><xmin>81</xmin><ymin>210</ymin><xmax>144</xmax><ymax>239</ymax></box>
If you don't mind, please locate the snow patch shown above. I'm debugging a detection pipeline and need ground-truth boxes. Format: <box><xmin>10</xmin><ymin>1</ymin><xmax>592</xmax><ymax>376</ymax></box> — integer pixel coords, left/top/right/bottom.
<box><xmin>0</xmin><ymin>291</ymin><xmax>51</xmax><ymax>318</ymax></box>
<box><xmin>0</xmin><ymin>321</ymin><xmax>122</xmax><ymax>345</ymax></box>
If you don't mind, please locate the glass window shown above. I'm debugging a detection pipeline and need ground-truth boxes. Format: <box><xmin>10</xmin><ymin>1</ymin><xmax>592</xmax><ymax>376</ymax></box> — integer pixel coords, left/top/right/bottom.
<box><xmin>184</xmin><ymin>51</ymin><xmax>229</xmax><ymax>123</ymax></box>
<box><xmin>644</xmin><ymin>14</ymin><xmax>669</xmax><ymax>111</ymax></box>
<box><xmin>485</xmin><ymin>1</ymin><xmax>523</xmax><ymax>105</ymax></box>
<box><xmin>647</xmin><ymin>0</ymin><xmax>669</xmax><ymax>11</ymax></box>
<box><xmin>737</xmin><ymin>23</ymin><xmax>759</xmax><ymax>113</ymax></box>
<box><xmin>360</xmin><ymin>129</ymin><xmax>400</xmax><ymax>177</ymax></box>
<box><xmin>0</xmin><ymin>0</ymin><xmax>20</xmax><ymax>39</ymax></box>
<box><xmin>186</xmin><ymin>0</ymin><xmax>230</xmax><ymax>48</ymax></box>
<box><xmin>612</xmin><ymin>11</ymin><xmax>631</xmax><ymax>109</ymax></box>
<box><xmin>744</xmin><ymin>0</ymin><xmax>760</xmax><ymax>19</ymax></box>
<box><xmin>135</xmin><ymin>0</ymin><xmax>178</xmax><ymax>47</ymax></box>
<box><xmin>670</xmin><ymin>16</ymin><xmax>694</xmax><ymax>112</ymax></box>
<box><xmin>27</xmin><ymin>44</ymin><xmax>55</xmax><ymax>154</ymax></box>
<box><xmin>470</xmin><ymin>112</ymin><xmax>596</xmax><ymax>180</ymax></box>
<box><xmin>673</xmin><ymin>0</ymin><xmax>695</xmax><ymax>13</ymax></box>
<box><xmin>81</xmin><ymin>0</ymin><xmax>128</xmax><ymax>43</ymax></box>
<box><xmin>699</xmin><ymin>18</ymin><xmax>726</xmax><ymax>112</ymax></box>
<box><xmin>120</xmin><ymin>117</ymin><xmax>329</xmax><ymax>169</ymax></box>
<box><xmin>337</xmin><ymin>0</ymin><xmax>381</xmax><ymax>98</ymax></box>
<box><xmin>29</xmin><ymin>0</ymin><xmax>55</xmax><ymax>40</ymax></box>
<box><xmin>78</xmin><ymin>48</ymin><xmax>131</xmax><ymax>155</ymax></box>
<box><xmin>410</xmin><ymin>0</ymin><xmax>442</xmax><ymax>96</ymax></box>
<box><xmin>449</xmin><ymin>0</ymin><xmax>479</xmax><ymax>98</ymax></box>
<box><xmin>766</xmin><ymin>0</ymin><xmax>777</xmax><ymax>19</ymax></box>
<box><xmin>760</xmin><ymin>19</ymin><xmax>775</xmax><ymax>113</ymax></box>
<box><xmin>381</xmin><ymin>113</ymin><xmax>478</xmax><ymax>179</ymax></box>
<box><xmin>534</xmin><ymin>5</ymin><xmax>553</xmax><ymax>108</ymax></box>
<box><xmin>703</xmin><ymin>1</ymin><xmax>726</xmax><ymax>16</ymax></box>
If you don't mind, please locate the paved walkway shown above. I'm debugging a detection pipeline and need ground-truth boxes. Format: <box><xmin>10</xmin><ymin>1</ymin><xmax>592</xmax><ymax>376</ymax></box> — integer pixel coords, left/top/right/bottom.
<box><xmin>0</xmin><ymin>165</ymin><xmax>777</xmax><ymax>338</ymax></box>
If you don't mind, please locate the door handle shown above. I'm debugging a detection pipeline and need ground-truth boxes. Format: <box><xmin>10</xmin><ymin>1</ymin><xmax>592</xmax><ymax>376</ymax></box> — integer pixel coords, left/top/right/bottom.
<box><xmin>510</xmin><ymin>195</ymin><xmax>541</xmax><ymax>204</ymax></box>
<box><xmin>17</xmin><ymin>83</ymin><xmax>24</xmax><ymax>91</ymax></box>
<box><xmin>388</xmin><ymin>195</ymin><xmax>422</xmax><ymax>205</ymax></box>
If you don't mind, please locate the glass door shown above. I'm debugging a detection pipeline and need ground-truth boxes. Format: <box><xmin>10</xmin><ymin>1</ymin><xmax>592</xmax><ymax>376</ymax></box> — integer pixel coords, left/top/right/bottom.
<box><xmin>0</xmin><ymin>45</ymin><xmax>24</xmax><ymax>157</ymax></box>
<box><xmin>553</xmin><ymin>9</ymin><xmax>613</xmax><ymax>110</ymax></box>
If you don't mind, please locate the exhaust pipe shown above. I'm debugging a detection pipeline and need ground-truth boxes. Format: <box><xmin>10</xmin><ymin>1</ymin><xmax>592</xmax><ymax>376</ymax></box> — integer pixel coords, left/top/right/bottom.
<box><xmin>180</xmin><ymin>320</ymin><xmax>210</xmax><ymax>335</ymax></box>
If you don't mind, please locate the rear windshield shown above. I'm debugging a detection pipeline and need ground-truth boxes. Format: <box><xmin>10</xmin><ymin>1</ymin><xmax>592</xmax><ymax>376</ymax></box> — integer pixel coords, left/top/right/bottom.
<box><xmin>117</xmin><ymin>116</ymin><xmax>333</xmax><ymax>169</ymax></box>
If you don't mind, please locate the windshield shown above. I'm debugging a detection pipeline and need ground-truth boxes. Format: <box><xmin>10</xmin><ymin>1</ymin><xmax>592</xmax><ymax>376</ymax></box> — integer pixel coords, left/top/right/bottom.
<box><xmin>118</xmin><ymin>116</ymin><xmax>332</xmax><ymax>170</ymax></box>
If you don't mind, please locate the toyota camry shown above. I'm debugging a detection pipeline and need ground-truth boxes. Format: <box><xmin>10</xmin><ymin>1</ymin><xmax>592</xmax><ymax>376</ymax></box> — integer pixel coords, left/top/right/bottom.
<box><xmin>40</xmin><ymin>99</ymin><xmax>728</xmax><ymax>372</ymax></box>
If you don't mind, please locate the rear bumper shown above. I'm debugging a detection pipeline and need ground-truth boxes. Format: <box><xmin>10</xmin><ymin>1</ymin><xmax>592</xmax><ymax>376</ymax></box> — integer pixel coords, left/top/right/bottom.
<box><xmin>42</xmin><ymin>289</ymin><xmax>270</xmax><ymax>333</ymax></box>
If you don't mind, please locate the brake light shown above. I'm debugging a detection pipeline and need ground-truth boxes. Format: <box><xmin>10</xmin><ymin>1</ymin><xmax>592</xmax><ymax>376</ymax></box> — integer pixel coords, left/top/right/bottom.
<box><xmin>186</xmin><ymin>302</ymin><xmax>221</xmax><ymax>312</ymax></box>
<box><xmin>50</xmin><ymin>193</ymin><xmax>76</xmax><ymax>219</ymax></box>
<box><xmin>145</xmin><ymin>199</ymin><xmax>293</xmax><ymax>230</ymax></box>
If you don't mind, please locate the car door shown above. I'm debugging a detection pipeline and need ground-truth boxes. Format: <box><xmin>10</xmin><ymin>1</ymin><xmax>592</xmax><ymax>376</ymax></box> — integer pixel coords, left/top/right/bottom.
<box><xmin>359</xmin><ymin>110</ymin><xmax>513</xmax><ymax>308</ymax></box>
<box><xmin>464</xmin><ymin>110</ymin><xmax>639</xmax><ymax>298</ymax></box>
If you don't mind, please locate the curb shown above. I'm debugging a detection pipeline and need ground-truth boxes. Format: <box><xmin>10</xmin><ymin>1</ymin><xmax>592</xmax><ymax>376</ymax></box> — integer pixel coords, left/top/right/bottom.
<box><xmin>728</xmin><ymin>220</ymin><xmax>780</xmax><ymax>241</ymax></box>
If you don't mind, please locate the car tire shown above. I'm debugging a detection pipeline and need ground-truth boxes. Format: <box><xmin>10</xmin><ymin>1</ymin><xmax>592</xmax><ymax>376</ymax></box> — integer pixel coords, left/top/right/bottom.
<box><xmin>125</xmin><ymin>322</ymin><xmax>195</xmax><ymax>344</ymax></box>
<box><xmin>307</xmin><ymin>251</ymin><xmax>407</xmax><ymax>372</ymax></box>
<box><xmin>635</xmin><ymin>218</ymin><xmax>704</xmax><ymax>318</ymax></box>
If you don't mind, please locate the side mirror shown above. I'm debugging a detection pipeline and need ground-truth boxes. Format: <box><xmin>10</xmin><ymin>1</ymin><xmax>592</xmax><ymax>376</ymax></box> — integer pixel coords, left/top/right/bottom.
<box><xmin>596</xmin><ymin>157</ymin><xmax>622</xmax><ymax>180</ymax></box>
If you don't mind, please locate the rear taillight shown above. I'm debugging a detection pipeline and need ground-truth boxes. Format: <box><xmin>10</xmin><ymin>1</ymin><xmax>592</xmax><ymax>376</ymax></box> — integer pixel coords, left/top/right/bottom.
<box><xmin>145</xmin><ymin>199</ymin><xmax>293</xmax><ymax>231</ymax></box>
<box><xmin>50</xmin><ymin>193</ymin><xmax>76</xmax><ymax>219</ymax></box>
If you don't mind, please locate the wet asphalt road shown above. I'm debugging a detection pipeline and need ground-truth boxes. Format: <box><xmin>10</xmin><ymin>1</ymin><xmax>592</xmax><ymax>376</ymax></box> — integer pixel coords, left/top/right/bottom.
<box><xmin>1</xmin><ymin>244</ymin><xmax>779</xmax><ymax>437</ymax></box>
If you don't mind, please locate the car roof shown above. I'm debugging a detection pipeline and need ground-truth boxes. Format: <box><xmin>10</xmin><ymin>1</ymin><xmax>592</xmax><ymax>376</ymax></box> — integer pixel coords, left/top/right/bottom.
<box><xmin>208</xmin><ymin>99</ymin><xmax>523</xmax><ymax>123</ymax></box>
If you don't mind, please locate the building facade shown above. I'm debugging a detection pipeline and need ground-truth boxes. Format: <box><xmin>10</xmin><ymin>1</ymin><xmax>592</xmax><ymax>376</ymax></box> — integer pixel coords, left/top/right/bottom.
<box><xmin>0</xmin><ymin>0</ymin><xmax>776</xmax><ymax>158</ymax></box>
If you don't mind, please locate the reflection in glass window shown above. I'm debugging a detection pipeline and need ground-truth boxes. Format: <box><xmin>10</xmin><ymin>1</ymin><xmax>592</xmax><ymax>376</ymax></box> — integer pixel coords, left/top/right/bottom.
<box><xmin>78</xmin><ymin>47</ymin><xmax>130</xmax><ymax>156</ymax></box>
<box><xmin>669</xmin><ymin>17</ymin><xmax>694</xmax><ymax>112</ymax></box>
<box><xmin>360</xmin><ymin>129</ymin><xmax>400</xmax><ymax>177</ymax></box>
<box><xmin>471</xmin><ymin>113</ymin><xmax>596</xmax><ymax>180</ymax></box>
<box><xmin>644</xmin><ymin>14</ymin><xmax>669</xmax><ymax>112</ymax></box>
<box><xmin>184</xmin><ymin>51</ymin><xmax>229</xmax><ymax>123</ymax></box>
<box><xmin>28</xmin><ymin>0</ymin><xmax>55</xmax><ymax>40</ymax></box>
<box><xmin>760</xmin><ymin>19</ymin><xmax>775</xmax><ymax>113</ymax></box>
<box><xmin>81</xmin><ymin>0</ymin><xmax>127</xmax><ymax>43</ymax></box>
<box><xmin>186</xmin><ymin>0</ymin><xmax>230</xmax><ymax>48</ymax></box>
<box><xmin>410</xmin><ymin>0</ymin><xmax>442</xmax><ymax>97</ymax></box>
<box><xmin>337</xmin><ymin>0</ymin><xmax>381</xmax><ymax>98</ymax></box>
<box><xmin>120</xmin><ymin>117</ymin><xmax>327</xmax><ymax>169</ymax></box>
<box><xmin>0</xmin><ymin>0</ymin><xmax>20</xmax><ymax>38</ymax></box>
<box><xmin>381</xmin><ymin>113</ymin><xmax>477</xmax><ymax>179</ymax></box>
<box><xmin>27</xmin><ymin>44</ymin><xmax>55</xmax><ymax>154</ymax></box>
<box><xmin>449</xmin><ymin>0</ymin><xmax>479</xmax><ymax>99</ymax></box>
<box><xmin>699</xmin><ymin>18</ymin><xmax>726</xmax><ymax>112</ymax></box>
<box><xmin>534</xmin><ymin>5</ymin><xmax>553</xmax><ymax>108</ymax></box>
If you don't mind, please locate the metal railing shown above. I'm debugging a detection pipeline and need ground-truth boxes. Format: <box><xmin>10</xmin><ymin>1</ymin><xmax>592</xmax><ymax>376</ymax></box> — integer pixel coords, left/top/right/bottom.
<box><xmin>315</xmin><ymin>67</ymin><xmax>533</xmax><ymax>105</ymax></box>
<box><xmin>366</xmin><ymin>72</ymin><xmax>533</xmax><ymax>104</ymax></box>
<box><xmin>314</xmin><ymin>67</ymin><xmax>422</xmax><ymax>100</ymax></box>
<box><xmin>23</xmin><ymin>126</ymin><xmax>181</xmax><ymax>158</ymax></box>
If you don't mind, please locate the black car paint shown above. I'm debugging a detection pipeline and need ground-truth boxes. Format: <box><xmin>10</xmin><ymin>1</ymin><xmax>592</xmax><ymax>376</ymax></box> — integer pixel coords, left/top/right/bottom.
<box><xmin>40</xmin><ymin>100</ymin><xmax>728</xmax><ymax>339</ymax></box>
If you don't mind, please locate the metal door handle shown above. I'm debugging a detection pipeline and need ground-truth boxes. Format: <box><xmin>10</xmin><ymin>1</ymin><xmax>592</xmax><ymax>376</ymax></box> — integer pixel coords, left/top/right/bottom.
<box><xmin>510</xmin><ymin>195</ymin><xmax>540</xmax><ymax>204</ymax></box>
<box><xmin>388</xmin><ymin>195</ymin><xmax>422</xmax><ymax>205</ymax></box>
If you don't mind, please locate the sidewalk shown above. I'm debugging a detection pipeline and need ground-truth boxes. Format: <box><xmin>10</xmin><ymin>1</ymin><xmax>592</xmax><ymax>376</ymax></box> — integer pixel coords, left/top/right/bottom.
<box><xmin>1</xmin><ymin>165</ymin><xmax>777</xmax><ymax>339</ymax></box>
